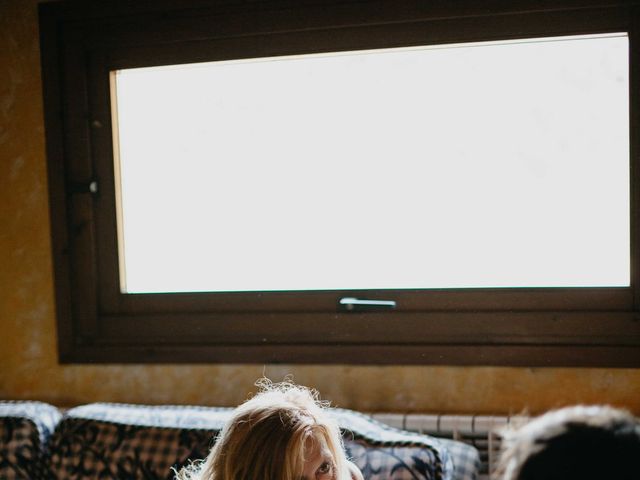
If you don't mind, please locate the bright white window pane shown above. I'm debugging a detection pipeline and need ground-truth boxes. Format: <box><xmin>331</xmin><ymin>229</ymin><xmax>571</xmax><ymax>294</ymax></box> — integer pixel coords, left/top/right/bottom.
<box><xmin>111</xmin><ymin>34</ymin><xmax>630</xmax><ymax>293</ymax></box>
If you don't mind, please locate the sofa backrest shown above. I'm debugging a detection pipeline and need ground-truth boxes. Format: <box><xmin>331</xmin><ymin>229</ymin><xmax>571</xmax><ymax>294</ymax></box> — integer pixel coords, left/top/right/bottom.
<box><xmin>0</xmin><ymin>401</ymin><xmax>480</xmax><ymax>480</ymax></box>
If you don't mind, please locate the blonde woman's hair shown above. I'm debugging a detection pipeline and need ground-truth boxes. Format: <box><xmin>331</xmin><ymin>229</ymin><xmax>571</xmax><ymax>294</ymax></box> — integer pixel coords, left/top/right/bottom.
<box><xmin>176</xmin><ymin>380</ymin><xmax>351</xmax><ymax>480</ymax></box>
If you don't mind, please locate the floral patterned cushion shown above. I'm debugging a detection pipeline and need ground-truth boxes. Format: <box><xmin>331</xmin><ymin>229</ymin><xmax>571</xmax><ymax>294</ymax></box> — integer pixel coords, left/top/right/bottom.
<box><xmin>46</xmin><ymin>403</ymin><xmax>470</xmax><ymax>480</ymax></box>
<box><xmin>334</xmin><ymin>409</ymin><xmax>454</xmax><ymax>480</ymax></box>
<box><xmin>0</xmin><ymin>401</ymin><xmax>62</xmax><ymax>480</ymax></box>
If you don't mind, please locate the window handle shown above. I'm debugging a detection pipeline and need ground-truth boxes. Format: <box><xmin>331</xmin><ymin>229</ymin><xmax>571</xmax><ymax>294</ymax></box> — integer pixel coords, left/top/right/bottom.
<box><xmin>69</xmin><ymin>179</ymin><xmax>99</xmax><ymax>195</ymax></box>
<box><xmin>339</xmin><ymin>297</ymin><xmax>396</xmax><ymax>312</ymax></box>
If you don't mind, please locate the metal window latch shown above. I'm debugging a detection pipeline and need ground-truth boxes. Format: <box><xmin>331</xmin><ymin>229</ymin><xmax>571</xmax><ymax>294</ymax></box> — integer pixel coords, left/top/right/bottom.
<box><xmin>69</xmin><ymin>179</ymin><xmax>99</xmax><ymax>195</ymax></box>
<box><xmin>339</xmin><ymin>297</ymin><xmax>397</xmax><ymax>312</ymax></box>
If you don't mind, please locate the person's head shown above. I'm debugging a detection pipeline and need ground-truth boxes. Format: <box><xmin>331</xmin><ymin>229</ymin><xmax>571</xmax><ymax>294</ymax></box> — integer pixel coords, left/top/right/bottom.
<box><xmin>496</xmin><ymin>405</ymin><xmax>640</xmax><ymax>480</ymax></box>
<box><xmin>177</xmin><ymin>380</ymin><xmax>352</xmax><ymax>480</ymax></box>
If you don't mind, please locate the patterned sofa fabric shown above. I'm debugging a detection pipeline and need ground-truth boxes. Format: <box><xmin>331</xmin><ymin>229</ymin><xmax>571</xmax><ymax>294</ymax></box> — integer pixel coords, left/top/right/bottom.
<box><xmin>48</xmin><ymin>403</ymin><xmax>228</xmax><ymax>480</ymax></box>
<box><xmin>334</xmin><ymin>409</ymin><xmax>480</xmax><ymax>480</ymax></box>
<box><xmin>0</xmin><ymin>401</ymin><xmax>62</xmax><ymax>480</ymax></box>
<box><xmin>46</xmin><ymin>403</ymin><xmax>478</xmax><ymax>480</ymax></box>
<box><xmin>334</xmin><ymin>409</ymin><xmax>453</xmax><ymax>480</ymax></box>
<box><xmin>435</xmin><ymin>437</ymin><xmax>481</xmax><ymax>480</ymax></box>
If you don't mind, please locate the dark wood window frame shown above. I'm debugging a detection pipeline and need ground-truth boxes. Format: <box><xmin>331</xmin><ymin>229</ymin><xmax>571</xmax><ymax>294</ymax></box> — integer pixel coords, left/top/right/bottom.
<box><xmin>39</xmin><ymin>0</ymin><xmax>640</xmax><ymax>366</ymax></box>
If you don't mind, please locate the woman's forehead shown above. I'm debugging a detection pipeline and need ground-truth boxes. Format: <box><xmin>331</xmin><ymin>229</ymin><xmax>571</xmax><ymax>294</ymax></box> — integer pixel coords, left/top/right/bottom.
<box><xmin>304</xmin><ymin>431</ymin><xmax>329</xmax><ymax>452</ymax></box>
<box><xmin>304</xmin><ymin>431</ymin><xmax>331</xmax><ymax>454</ymax></box>
<box><xmin>300</xmin><ymin>434</ymin><xmax>334</xmax><ymax>479</ymax></box>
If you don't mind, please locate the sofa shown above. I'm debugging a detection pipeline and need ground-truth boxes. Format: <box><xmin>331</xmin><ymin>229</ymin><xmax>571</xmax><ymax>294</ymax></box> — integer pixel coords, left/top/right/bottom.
<box><xmin>0</xmin><ymin>400</ymin><xmax>480</xmax><ymax>480</ymax></box>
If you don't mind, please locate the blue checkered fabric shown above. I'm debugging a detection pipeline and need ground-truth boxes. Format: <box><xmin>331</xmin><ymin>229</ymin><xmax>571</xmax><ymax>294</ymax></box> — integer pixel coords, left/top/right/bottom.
<box><xmin>333</xmin><ymin>409</ymin><xmax>454</xmax><ymax>480</ymax></box>
<box><xmin>333</xmin><ymin>410</ymin><xmax>479</xmax><ymax>480</ymax></box>
<box><xmin>436</xmin><ymin>437</ymin><xmax>481</xmax><ymax>480</ymax></box>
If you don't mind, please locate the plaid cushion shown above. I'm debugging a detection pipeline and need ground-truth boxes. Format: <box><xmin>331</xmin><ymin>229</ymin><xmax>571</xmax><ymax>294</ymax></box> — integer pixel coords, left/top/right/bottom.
<box><xmin>48</xmin><ymin>404</ymin><xmax>227</xmax><ymax>480</ymax></box>
<box><xmin>436</xmin><ymin>438</ymin><xmax>481</xmax><ymax>480</ymax></box>
<box><xmin>0</xmin><ymin>401</ymin><xmax>62</xmax><ymax>480</ymax></box>
<box><xmin>334</xmin><ymin>409</ymin><xmax>453</xmax><ymax>480</ymax></box>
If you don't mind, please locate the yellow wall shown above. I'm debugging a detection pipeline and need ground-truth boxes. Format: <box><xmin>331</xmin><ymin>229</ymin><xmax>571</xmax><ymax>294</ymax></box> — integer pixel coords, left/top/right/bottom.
<box><xmin>1</xmin><ymin>0</ymin><xmax>639</xmax><ymax>415</ymax></box>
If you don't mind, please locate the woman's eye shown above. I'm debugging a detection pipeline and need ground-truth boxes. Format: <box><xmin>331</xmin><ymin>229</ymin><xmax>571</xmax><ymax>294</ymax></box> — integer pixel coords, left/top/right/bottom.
<box><xmin>317</xmin><ymin>461</ymin><xmax>332</xmax><ymax>475</ymax></box>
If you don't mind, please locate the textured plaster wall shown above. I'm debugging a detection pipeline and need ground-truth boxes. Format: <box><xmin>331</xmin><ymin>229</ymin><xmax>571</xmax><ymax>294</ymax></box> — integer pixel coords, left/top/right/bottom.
<box><xmin>1</xmin><ymin>0</ymin><xmax>639</xmax><ymax>414</ymax></box>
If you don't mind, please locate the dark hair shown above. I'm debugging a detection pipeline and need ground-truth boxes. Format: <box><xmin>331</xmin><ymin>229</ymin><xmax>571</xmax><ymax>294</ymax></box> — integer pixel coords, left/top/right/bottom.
<box><xmin>497</xmin><ymin>406</ymin><xmax>640</xmax><ymax>480</ymax></box>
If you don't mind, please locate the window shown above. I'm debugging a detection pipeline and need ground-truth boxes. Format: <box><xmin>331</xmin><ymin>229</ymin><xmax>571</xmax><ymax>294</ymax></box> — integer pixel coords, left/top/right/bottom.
<box><xmin>112</xmin><ymin>34</ymin><xmax>629</xmax><ymax>293</ymax></box>
<box><xmin>39</xmin><ymin>0</ymin><xmax>640</xmax><ymax>365</ymax></box>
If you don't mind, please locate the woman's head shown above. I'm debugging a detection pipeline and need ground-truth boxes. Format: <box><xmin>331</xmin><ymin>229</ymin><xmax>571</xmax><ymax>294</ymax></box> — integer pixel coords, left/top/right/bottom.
<box><xmin>496</xmin><ymin>405</ymin><xmax>640</xmax><ymax>480</ymax></box>
<box><xmin>178</xmin><ymin>380</ymin><xmax>351</xmax><ymax>480</ymax></box>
